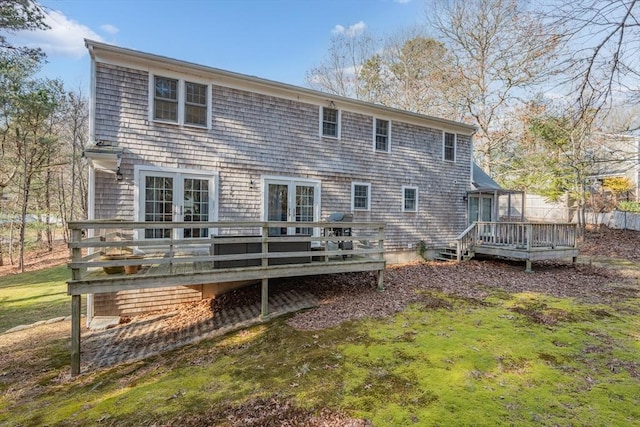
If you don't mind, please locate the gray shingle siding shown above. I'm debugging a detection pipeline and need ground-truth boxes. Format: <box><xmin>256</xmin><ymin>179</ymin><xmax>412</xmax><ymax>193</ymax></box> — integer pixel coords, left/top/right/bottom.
<box><xmin>93</xmin><ymin>62</ymin><xmax>471</xmax><ymax>249</ymax></box>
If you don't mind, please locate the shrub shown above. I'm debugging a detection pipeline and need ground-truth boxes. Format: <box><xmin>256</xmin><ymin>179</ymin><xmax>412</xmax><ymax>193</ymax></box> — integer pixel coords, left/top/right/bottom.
<box><xmin>617</xmin><ymin>201</ymin><xmax>640</xmax><ymax>212</ymax></box>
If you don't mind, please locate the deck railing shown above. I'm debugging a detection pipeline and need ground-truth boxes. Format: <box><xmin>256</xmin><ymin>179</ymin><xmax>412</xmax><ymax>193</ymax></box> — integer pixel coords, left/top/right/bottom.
<box><xmin>456</xmin><ymin>221</ymin><xmax>577</xmax><ymax>259</ymax></box>
<box><xmin>67</xmin><ymin>220</ymin><xmax>385</xmax><ymax>284</ymax></box>
<box><xmin>473</xmin><ymin>222</ymin><xmax>577</xmax><ymax>250</ymax></box>
<box><xmin>455</xmin><ymin>222</ymin><xmax>477</xmax><ymax>261</ymax></box>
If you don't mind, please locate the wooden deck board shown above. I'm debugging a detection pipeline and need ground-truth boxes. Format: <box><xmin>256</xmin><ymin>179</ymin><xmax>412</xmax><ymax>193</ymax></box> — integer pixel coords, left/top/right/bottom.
<box><xmin>472</xmin><ymin>244</ymin><xmax>578</xmax><ymax>261</ymax></box>
<box><xmin>68</xmin><ymin>258</ymin><xmax>384</xmax><ymax>296</ymax></box>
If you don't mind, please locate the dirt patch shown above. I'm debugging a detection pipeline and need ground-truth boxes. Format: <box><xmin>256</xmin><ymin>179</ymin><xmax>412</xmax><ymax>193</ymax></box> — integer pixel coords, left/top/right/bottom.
<box><xmin>0</xmin><ymin>241</ymin><xmax>69</xmax><ymax>276</ymax></box>
<box><xmin>172</xmin><ymin>396</ymin><xmax>372</xmax><ymax>427</ymax></box>
<box><xmin>580</xmin><ymin>226</ymin><xmax>640</xmax><ymax>261</ymax></box>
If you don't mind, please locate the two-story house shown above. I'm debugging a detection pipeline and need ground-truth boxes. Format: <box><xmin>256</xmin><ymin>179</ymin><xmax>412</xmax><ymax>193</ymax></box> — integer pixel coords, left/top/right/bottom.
<box><xmin>82</xmin><ymin>40</ymin><xmax>477</xmax><ymax>318</ymax></box>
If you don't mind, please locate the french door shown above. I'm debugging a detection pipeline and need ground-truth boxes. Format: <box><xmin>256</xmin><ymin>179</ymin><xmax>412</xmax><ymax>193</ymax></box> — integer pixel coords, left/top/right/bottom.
<box><xmin>469</xmin><ymin>195</ymin><xmax>494</xmax><ymax>225</ymax></box>
<box><xmin>263</xmin><ymin>177</ymin><xmax>320</xmax><ymax>236</ymax></box>
<box><xmin>139</xmin><ymin>169</ymin><xmax>215</xmax><ymax>239</ymax></box>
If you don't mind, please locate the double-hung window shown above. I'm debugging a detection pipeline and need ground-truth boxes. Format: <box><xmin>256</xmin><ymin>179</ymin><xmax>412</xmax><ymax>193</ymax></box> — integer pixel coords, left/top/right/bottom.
<box><xmin>152</xmin><ymin>75</ymin><xmax>210</xmax><ymax>128</ymax></box>
<box><xmin>154</xmin><ymin>77</ymin><xmax>178</xmax><ymax>122</ymax></box>
<box><xmin>321</xmin><ymin>106</ymin><xmax>340</xmax><ymax>138</ymax></box>
<box><xmin>352</xmin><ymin>182</ymin><xmax>371</xmax><ymax>211</ymax></box>
<box><xmin>185</xmin><ymin>82</ymin><xmax>207</xmax><ymax>126</ymax></box>
<box><xmin>443</xmin><ymin>132</ymin><xmax>456</xmax><ymax>161</ymax></box>
<box><xmin>374</xmin><ymin>118</ymin><xmax>390</xmax><ymax>152</ymax></box>
<box><xmin>402</xmin><ymin>186</ymin><xmax>418</xmax><ymax>212</ymax></box>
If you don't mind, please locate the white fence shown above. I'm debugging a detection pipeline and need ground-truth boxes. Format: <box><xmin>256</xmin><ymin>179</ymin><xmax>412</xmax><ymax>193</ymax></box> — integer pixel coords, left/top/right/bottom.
<box><xmin>585</xmin><ymin>211</ymin><xmax>640</xmax><ymax>231</ymax></box>
<box><xmin>521</xmin><ymin>195</ymin><xmax>640</xmax><ymax>231</ymax></box>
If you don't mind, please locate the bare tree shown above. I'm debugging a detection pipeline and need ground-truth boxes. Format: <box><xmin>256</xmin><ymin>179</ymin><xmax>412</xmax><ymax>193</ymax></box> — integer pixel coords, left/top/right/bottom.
<box><xmin>306</xmin><ymin>23</ymin><xmax>378</xmax><ymax>99</ymax></box>
<box><xmin>358</xmin><ymin>29</ymin><xmax>462</xmax><ymax>118</ymax></box>
<box><xmin>549</xmin><ymin>0</ymin><xmax>640</xmax><ymax>120</ymax></box>
<box><xmin>57</xmin><ymin>89</ymin><xmax>89</xmax><ymax>241</ymax></box>
<box><xmin>427</xmin><ymin>0</ymin><xmax>561</xmax><ymax>175</ymax></box>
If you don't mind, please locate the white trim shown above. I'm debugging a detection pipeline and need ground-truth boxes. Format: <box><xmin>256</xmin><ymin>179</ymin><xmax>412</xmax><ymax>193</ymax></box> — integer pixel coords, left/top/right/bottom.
<box><xmin>443</xmin><ymin>131</ymin><xmax>457</xmax><ymax>162</ymax></box>
<box><xmin>86</xmin><ymin>166</ymin><xmax>96</xmax><ymax>327</ymax></box>
<box><xmin>319</xmin><ymin>105</ymin><xmax>341</xmax><ymax>140</ymax></box>
<box><xmin>402</xmin><ymin>186</ymin><xmax>419</xmax><ymax>213</ymax></box>
<box><xmin>88</xmin><ymin>44</ymin><xmax>96</xmax><ymax>146</ymax></box>
<box><xmin>148</xmin><ymin>70</ymin><xmax>212</xmax><ymax>130</ymax></box>
<box><xmin>351</xmin><ymin>181</ymin><xmax>371</xmax><ymax>211</ymax></box>
<box><xmin>260</xmin><ymin>175</ymin><xmax>322</xmax><ymax>239</ymax></box>
<box><xmin>373</xmin><ymin>117</ymin><xmax>391</xmax><ymax>153</ymax></box>
<box><xmin>133</xmin><ymin>165</ymin><xmax>219</xmax><ymax>241</ymax></box>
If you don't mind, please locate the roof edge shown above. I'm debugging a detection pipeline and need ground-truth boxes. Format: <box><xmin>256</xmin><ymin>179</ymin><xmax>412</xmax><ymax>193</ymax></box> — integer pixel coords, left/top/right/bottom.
<box><xmin>84</xmin><ymin>39</ymin><xmax>478</xmax><ymax>135</ymax></box>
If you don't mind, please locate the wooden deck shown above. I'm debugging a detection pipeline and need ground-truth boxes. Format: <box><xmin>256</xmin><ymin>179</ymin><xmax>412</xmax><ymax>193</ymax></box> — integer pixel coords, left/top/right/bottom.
<box><xmin>456</xmin><ymin>222</ymin><xmax>579</xmax><ymax>272</ymax></box>
<box><xmin>67</xmin><ymin>220</ymin><xmax>386</xmax><ymax>375</ymax></box>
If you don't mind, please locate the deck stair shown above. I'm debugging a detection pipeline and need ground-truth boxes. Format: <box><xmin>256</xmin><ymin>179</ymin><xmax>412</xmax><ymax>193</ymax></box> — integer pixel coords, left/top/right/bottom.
<box><xmin>435</xmin><ymin>246</ymin><xmax>461</xmax><ymax>262</ymax></box>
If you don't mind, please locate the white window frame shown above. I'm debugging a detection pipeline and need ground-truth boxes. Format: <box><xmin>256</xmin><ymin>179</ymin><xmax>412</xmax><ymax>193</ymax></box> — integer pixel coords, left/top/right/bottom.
<box><xmin>351</xmin><ymin>182</ymin><xmax>371</xmax><ymax>211</ymax></box>
<box><xmin>443</xmin><ymin>132</ymin><xmax>457</xmax><ymax>162</ymax></box>
<box><xmin>133</xmin><ymin>165</ymin><xmax>219</xmax><ymax>244</ymax></box>
<box><xmin>260</xmin><ymin>175</ymin><xmax>322</xmax><ymax>241</ymax></box>
<box><xmin>149</xmin><ymin>71</ymin><xmax>212</xmax><ymax>129</ymax></box>
<box><xmin>373</xmin><ymin>117</ymin><xmax>391</xmax><ymax>153</ymax></box>
<box><xmin>319</xmin><ymin>106</ymin><xmax>341</xmax><ymax>139</ymax></box>
<box><xmin>402</xmin><ymin>186</ymin><xmax>419</xmax><ymax>212</ymax></box>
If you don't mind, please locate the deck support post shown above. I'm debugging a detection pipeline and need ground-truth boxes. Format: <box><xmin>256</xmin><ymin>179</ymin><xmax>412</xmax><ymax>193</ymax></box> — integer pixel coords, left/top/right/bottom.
<box><xmin>376</xmin><ymin>269</ymin><xmax>384</xmax><ymax>291</ymax></box>
<box><xmin>525</xmin><ymin>259</ymin><xmax>533</xmax><ymax>273</ymax></box>
<box><xmin>260</xmin><ymin>278</ymin><xmax>269</xmax><ymax>318</ymax></box>
<box><xmin>71</xmin><ymin>294</ymin><xmax>81</xmax><ymax>376</ymax></box>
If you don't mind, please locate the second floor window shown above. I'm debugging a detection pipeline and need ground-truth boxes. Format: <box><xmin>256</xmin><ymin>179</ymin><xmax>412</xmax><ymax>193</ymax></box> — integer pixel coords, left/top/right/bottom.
<box><xmin>154</xmin><ymin>77</ymin><xmax>178</xmax><ymax>122</ymax></box>
<box><xmin>444</xmin><ymin>132</ymin><xmax>456</xmax><ymax>161</ymax></box>
<box><xmin>321</xmin><ymin>107</ymin><xmax>340</xmax><ymax>138</ymax></box>
<box><xmin>185</xmin><ymin>82</ymin><xmax>207</xmax><ymax>126</ymax></box>
<box><xmin>153</xmin><ymin>75</ymin><xmax>209</xmax><ymax>128</ymax></box>
<box><xmin>375</xmin><ymin>118</ymin><xmax>390</xmax><ymax>152</ymax></box>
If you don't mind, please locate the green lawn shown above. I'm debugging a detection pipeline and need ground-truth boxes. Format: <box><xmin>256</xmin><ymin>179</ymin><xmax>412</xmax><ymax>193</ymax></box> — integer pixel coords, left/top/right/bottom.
<box><xmin>1</xmin><ymin>266</ymin><xmax>639</xmax><ymax>426</ymax></box>
<box><xmin>0</xmin><ymin>265</ymin><xmax>84</xmax><ymax>332</ymax></box>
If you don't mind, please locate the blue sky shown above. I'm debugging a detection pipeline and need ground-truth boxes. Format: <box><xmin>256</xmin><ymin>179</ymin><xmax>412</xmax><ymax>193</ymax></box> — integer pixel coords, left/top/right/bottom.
<box><xmin>10</xmin><ymin>0</ymin><xmax>426</xmax><ymax>92</ymax></box>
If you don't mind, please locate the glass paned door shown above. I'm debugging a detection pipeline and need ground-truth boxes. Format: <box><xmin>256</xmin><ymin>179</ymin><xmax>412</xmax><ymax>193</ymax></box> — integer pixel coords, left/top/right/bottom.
<box><xmin>268</xmin><ymin>183</ymin><xmax>289</xmax><ymax>236</ymax></box>
<box><xmin>469</xmin><ymin>195</ymin><xmax>494</xmax><ymax>225</ymax></box>
<box><xmin>140</xmin><ymin>170</ymin><xmax>213</xmax><ymax>240</ymax></box>
<box><xmin>481</xmin><ymin>197</ymin><xmax>493</xmax><ymax>221</ymax></box>
<box><xmin>183</xmin><ymin>177</ymin><xmax>210</xmax><ymax>238</ymax></box>
<box><xmin>265</xmin><ymin>179</ymin><xmax>319</xmax><ymax>237</ymax></box>
<box><xmin>295</xmin><ymin>185</ymin><xmax>315</xmax><ymax>235</ymax></box>
<box><xmin>144</xmin><ymin>176</ymin><xmax>173</xmax><ymax>238</ymax></box>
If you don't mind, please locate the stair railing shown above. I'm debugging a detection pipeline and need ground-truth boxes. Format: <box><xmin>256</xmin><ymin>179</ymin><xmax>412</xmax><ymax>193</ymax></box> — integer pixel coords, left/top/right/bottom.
<box><xmin>455</xmin><ymin>222</ymin><xmax>477</xmax><ymax>261</ymax></box>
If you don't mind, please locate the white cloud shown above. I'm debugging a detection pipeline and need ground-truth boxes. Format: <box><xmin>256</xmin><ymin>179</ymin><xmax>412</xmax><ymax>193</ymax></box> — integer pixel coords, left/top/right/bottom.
<box><xmin>11</xmin><ymin>9</ymin><xmax>104</xmax><ymax>59</ymax></box>
<box><xmin>331</xmin><ymin>21</ymin><xmax>367</xmax><ymax>37</ymax></box>
<box><xmin>100</xmin><ymin>24</ymin><xmax>119</xmax><ymax>35</ymax></box>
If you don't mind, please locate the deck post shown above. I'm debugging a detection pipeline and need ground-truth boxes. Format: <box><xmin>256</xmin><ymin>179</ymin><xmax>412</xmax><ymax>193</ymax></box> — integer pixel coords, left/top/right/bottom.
<box><xmin>71</xmin><ymin>294</ymin><xmax>81</xmax><ymax>376</ymax></box>
<box><xmin>261</xmin><ymin>224</ymin><xmax>269</xmax><ymax>318</ymax></box>
<box><xmin>377</xmin><ymin>269</ymin><xmax>384</xmax><ymax>291</ymax></box>
<box><xmin>261</xmin><ymin>278</ymin><xmax>269</xmax><ymax>318</ymax></box>
<box><xmin>70</xmin><ymin>227</ymin><xmax>83</xmax><ymax>376</ymax></box>
<box><xmin>525</xmin><ymin>259</ymin><xmax>533</xmax><ymax>273</ymax></box>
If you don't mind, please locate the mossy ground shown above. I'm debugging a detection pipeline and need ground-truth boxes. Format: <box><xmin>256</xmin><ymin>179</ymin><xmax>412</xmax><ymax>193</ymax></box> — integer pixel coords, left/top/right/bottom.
<box><xmin>2</xmin><ymin>286</ymin><xmax>638</xmax><ymax>426</ymax></box>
